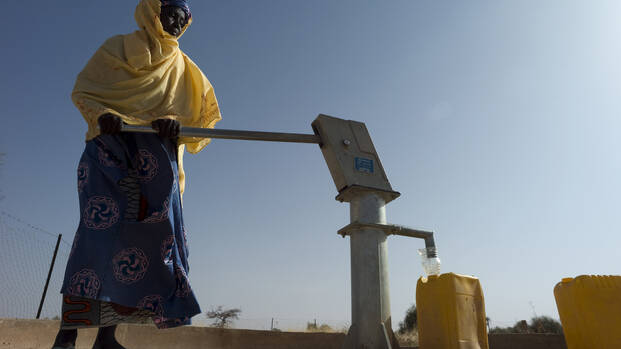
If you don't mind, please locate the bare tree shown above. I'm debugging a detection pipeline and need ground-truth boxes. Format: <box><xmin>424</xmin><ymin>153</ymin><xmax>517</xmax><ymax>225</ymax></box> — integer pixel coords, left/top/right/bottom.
<box><xmin>206</xmin><ymin>306</ymin><xmax>241</xmax><ymax>328</ymax></box>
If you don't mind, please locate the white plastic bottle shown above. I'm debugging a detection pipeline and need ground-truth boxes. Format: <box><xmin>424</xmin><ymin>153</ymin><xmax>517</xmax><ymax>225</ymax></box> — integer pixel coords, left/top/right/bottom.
<box><xmin>418</xmin><ymin>247</ymin><xmax>441</xmax><ymax>277</ymax></box>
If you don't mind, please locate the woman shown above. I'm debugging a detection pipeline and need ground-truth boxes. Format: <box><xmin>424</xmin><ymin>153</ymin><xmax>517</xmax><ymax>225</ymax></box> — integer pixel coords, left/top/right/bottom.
<box><xmin>52</xmin><ymin>0</ymin><xmax>221</xmax><ymax>347</ymax></box>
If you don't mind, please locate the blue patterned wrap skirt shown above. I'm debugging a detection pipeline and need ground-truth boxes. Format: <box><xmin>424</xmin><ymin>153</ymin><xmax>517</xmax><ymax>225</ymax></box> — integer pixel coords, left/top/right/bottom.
<box><xmin>60</xmin><ymin>133</ymin><xmax>200</xmax><ymax>329</ymax></box>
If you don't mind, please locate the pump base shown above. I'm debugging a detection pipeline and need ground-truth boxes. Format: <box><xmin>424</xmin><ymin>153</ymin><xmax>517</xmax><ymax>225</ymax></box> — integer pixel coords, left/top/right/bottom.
<box><xmin>341</xmin><ymin>322</ymin><xmax>400</xmax><ymax>349</ymax></box>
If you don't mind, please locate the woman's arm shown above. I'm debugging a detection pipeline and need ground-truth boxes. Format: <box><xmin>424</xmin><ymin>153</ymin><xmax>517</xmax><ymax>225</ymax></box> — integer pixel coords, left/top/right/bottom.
<box><xmin>98</xmin><ymin>113</ymin><xmax>123</xmax><ymax>134</ymax></box>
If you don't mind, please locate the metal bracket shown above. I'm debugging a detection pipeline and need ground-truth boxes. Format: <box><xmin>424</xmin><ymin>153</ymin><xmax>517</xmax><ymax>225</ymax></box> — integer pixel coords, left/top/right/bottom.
<box><xmin>335</xmin><ymin>185</ymin><xmax>401</xmax><ymax>204</ymax></box>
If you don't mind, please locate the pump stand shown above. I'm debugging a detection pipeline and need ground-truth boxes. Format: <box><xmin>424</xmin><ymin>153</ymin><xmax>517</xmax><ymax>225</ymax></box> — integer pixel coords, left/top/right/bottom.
<box><xmin>311</xmin><ymin>115</ymin><xmax>436</xmax><ymax>349</ymax></box>
<box><xmin>340</xmin><ymin>193</ymin><xmax>400</xmax><ymax>349</ymax></box>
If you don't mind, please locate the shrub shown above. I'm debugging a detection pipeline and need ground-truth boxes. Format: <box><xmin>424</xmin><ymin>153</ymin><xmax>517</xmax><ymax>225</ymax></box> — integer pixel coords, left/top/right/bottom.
<box><xmin>398</xmin><ymin>304</ymin><xmax>417</xmax><ymax>334</ymax></box>
<box><xmin>489</xmin><ymin>316</ymin><xmax>562</xmax><ymax>334</ymax></box>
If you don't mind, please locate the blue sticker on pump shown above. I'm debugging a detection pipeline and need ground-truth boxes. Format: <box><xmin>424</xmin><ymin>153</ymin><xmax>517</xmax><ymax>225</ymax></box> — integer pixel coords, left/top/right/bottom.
<box><xmin>355</xmin><ymin>157</ymin><xmax>374</xmax><ymax>174</ymax></box>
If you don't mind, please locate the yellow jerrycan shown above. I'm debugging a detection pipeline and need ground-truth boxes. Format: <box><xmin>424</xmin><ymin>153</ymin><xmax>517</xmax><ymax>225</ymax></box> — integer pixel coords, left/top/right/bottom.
<box><xmin>416</xmin><ymin>273</ymin><xmax>488</xmax><ymax>349</ymax></box>
<box><xmin>554</xmin><ymin>275</ymin><xmax>621</xmax><ymax>349</ymax></box>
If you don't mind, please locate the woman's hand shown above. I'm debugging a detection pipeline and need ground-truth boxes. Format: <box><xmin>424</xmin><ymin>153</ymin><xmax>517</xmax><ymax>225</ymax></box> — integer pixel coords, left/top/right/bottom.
<box><xmin>151</xmin><ymin>119</ymin><xmax>180</xmax><ymax>140</ymax></box>
<box><xmin>98</xmin><ymin>113</ymin><xmax>122</xmax><ymax>134</ymax></box>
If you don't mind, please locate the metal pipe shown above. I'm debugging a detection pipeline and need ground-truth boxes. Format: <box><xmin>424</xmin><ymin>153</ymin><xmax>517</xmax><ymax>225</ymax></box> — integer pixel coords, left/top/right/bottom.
<box><xmin>121</xmin><ymin>124</ymin><xmax>321</xmax><ymax>144</ymax></box>
<box><xmin>338</xmin><ymin>222</ymin><xmax>436</xmax><ymax>258</ymax></box>
<box><xmin>37</xmin><ymin>234</ymin><xmax>62</xmax><ymax>319</ymax></box>
<box><xmin>385</xmin><ymin>224</ymin><xmax>436</xmax><ymax>256</ymax></box>
<box><xmin>343</xmin><ymin>193</ymin><xmax>395</xmax><ymax>349</ymax></box>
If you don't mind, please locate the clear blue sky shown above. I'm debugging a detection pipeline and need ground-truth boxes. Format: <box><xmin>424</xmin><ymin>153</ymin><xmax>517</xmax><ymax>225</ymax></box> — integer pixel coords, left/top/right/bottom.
<box><xmin>2</xmin><ymin>0</ymin><xmax>621</xmax><ymax>330</ymax></box>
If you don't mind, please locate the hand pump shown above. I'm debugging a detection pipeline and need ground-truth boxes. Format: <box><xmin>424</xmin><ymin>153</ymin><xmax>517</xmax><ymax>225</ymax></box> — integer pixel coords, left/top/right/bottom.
<box><xmin>123</xmin><ymin>114</ymin><xmax>437</xmax><ymax>349</ymax></box>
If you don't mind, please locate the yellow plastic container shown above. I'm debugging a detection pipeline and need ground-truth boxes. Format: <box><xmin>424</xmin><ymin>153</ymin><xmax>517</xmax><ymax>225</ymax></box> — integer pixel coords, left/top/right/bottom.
<box><xmin>416</xmin><ymin>273</ymin><xmax>488</xmax><ymax>349</ymax></box>
<box><xmin>554</xmin><ymin>275</ymin><xmax>621</xmax><ymax>349</ymax></box>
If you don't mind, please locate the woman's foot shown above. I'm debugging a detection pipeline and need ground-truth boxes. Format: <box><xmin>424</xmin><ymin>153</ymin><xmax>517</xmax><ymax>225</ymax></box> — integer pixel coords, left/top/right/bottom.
<box><xmin>51</xmin><ymin>329</ymin><xmax>77</xmax><ymax>349</ymax></box>
<box><xmin>92</xmin><ymin>325</ymin><xmax>126</xmax><ymax>349</ymax></box>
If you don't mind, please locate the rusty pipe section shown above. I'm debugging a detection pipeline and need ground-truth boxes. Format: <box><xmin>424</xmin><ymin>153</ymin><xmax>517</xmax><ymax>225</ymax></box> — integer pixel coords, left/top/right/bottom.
<box><xmin>338</xmin><ymin>222</ymin><xmax>437</xmax><ymax>257</ymax></box>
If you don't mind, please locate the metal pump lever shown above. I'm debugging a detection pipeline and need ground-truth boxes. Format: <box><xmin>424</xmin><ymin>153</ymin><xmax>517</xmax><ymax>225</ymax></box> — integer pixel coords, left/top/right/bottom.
<box><xmin>121</xmin><ymin>124</ymin><xmax>321</xmax><ymax>144</ymax></box>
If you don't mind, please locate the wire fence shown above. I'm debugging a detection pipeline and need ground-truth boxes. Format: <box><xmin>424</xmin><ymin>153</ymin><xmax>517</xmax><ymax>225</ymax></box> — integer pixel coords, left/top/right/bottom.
<box><xmin>0</xmin><ymin>210</ymin><xmax>351</xmax><ymax>332</ymax></box>
<box><xmin>0</xmin><ymin>210</ymin><xmax>71</xmax><ymax>320</ymax></box>
<box><xmin>194</xmin><ymin>316</ymin><xmax>350</xmax><ymax>332</ymax></box>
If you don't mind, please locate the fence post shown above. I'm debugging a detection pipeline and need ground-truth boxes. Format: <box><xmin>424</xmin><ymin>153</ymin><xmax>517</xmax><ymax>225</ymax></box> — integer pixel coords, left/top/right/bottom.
<box><xmin>36</xmin><ymin>233</ymin><xmax>62</xmax><ymax>319</ymax></box>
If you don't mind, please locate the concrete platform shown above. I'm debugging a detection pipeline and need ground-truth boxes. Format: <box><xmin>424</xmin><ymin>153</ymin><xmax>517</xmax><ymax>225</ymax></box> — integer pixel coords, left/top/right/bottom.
<box><xmin>0</xmin><ymin>319</ymin><xmax>566</xmax><ymax>349</ymax></box>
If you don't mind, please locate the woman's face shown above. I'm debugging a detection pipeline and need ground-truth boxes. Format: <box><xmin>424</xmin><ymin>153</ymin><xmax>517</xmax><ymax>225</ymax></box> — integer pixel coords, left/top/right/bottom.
<box><xmin>160</xmin><ymin>6</ymin><xmax>187</xmax><ymax>37</ymax></box>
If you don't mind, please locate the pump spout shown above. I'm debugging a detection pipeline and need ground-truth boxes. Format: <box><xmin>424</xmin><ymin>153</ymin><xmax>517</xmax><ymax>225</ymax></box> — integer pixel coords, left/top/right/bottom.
<box><xmin>337</xmin><ymin>222</ymin><xmax>438</xmax><ymax>258</ymax></box>
<box><xmin>424</xmin><ymin>236</ymin><xmax>436</xmax><ymax>258</ymax></box>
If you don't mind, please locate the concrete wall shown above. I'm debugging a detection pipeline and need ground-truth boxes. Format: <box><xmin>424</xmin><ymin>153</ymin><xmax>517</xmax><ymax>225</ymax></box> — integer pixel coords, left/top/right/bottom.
<box><xmin>0</xmin><ymin>319</ymin><xmax>566</xmax><ymax>349</ymax></box>
<box><xmin>403</xmin><ymin>334</ymin><xmax>567</xmax><ymax>349</ymax></box>
<box><xmin>0</xmin><ymin>319</ymin><xmax>344</xmax><ymax>349</ymax></box>
<box><xmin>489</xmin><ymin>334</ymin><xmax>567</xmax><ymax>349</ymax></box>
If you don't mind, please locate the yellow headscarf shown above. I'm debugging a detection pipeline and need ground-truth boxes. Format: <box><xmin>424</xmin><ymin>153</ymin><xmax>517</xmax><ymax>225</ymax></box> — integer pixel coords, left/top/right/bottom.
<box><xmin>72</xmin><ymin>0</ymin><xmax>222</xmax><ymax>195</ymax></box>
